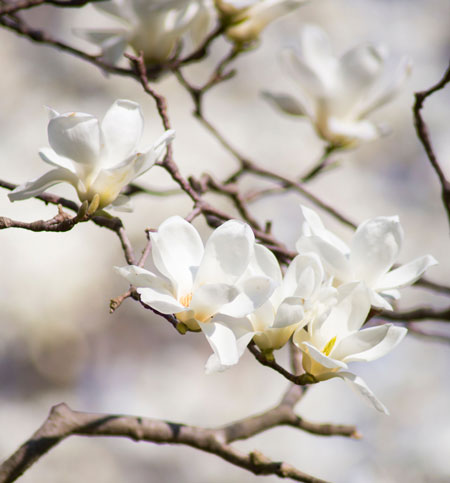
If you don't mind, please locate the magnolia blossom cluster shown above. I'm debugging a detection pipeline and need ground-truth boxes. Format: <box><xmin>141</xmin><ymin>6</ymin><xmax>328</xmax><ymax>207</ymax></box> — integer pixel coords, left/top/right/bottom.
<box><xmin>117</xmin><ymin>207</ymin><xmax>436</xmax><ymax>413</ymax></box>
<box><xmin>76</xmin><ymin>0</ymin><xmax>307</xmax><ymax>63</ymax></box>
<box><xmin>264</xmin><ymin>25</ymin><xmax>412</xmax><ymax>147</ymax></box>
<box><xmin>9</xmin><ymin>100</ymin><xmax>174</xmax><ymax>212</ymax></box>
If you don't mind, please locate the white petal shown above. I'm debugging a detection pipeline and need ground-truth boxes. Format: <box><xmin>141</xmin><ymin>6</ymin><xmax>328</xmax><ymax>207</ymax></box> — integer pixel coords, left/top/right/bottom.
<box><xmin>242</xmin><ymin>243</ymin><xmax>282</xmax><ymax>285</ymax></box>
<box><xmin>73</xmin><ymin>29</ymin><xmax>128</xmax><ymax>65</ymax></box>
<box><xmin>359</xmin><ymin>56</ymin><xmax>412</xmax><ymax>118</ymax></box>
<box><xmin>273</xmin><ymin>297</ymin><xmax>305</xmax><ymax>328</ymax></box>
<box><xmin>195</xmin><ymin>220</ymin><xmax>254</xmax><ymax>286</ymax></box>
<box><xmin>327</xmin><ymin>117</ymin><xmax>380</xmax><ymax>143</ymax></box>
<box><xmin>137</xmin><ymin>287</ymin><xmax>185</xmax><ymax>314</ymax></box>
<box><xmin>376</xmin><ymin>255</ymin><xmax>438</xmax><ymax>291</ymax></box>
<box><xmin>8</xmin><ymin>168</ymin><xmax>79</xmax><ymax>201</ymax></box>
<box><xmin>200</xmin><ymin>322</ymin><xmax>241</xmax><ymax>369</ymax></box>
<box><xmin>369</xmin><ymin>290</ymin><xmax>394</xmax><ymax>310</ymax></box>
<box><xmin>333</xmin><ymin>372</ymin><xmax>389</xmax><ymax>414</ymax></box>
<box><xmin>39</xmin><ymin>147</ymin><xmax>75</xmax><ymax>171</ymax></box>
<box><xmin>333</xmin><ymin>324</ymin><xmax>407</xmax><ymax>363</ymax></box>
<box><xmin>110</xmin><ymin>194</ymin><xmax>133</xmax><ymax>212</ymax></box>
<box><xmin>350</xmin><ymin>216</ymin><xmax>403</xmax><ymax>287</ymax></box>
<box><xmin>221</xmin><ymin>275</ymin><xmax>275</xmax><ymax>318</ymax></box>
<box><xmin>191</xmin><ymin>283</ymin><xmax>240</xmax><ymax>322</ymax></box>
<box><xmin>282</xmin><ymin>253</ymin><xmax>324</xmax><ymax>300</ymax></box>
<box><xmin>262</xmin><ymin>91</ymin><xmax>308</xmax><ymax>116</ymax></box>
<box><xmin>48</xmin><ymin>112</ymin><xmax>102</xmax><ymax>166</ymax></box>
<box><xmin>337</xmin><ymin>44</ymin><xmax>384</xmax><ymax>112</ymax></box>
<box><xmin>299</xmin><ymin>205</ymin><xmax>350</xmax><ymax>254</ymax></box>
<box><xmin>297</xmin><ymin>236</ymin><xmax>352</xmax><ymax>284</ymax></box>
<box><xmin>300</xmin><ymin>341</ymin><xmax>348</xmax><ymax>370</ymax></box>
<box><xmin>151</xmin><ymin>216</ymin><xmax>204</xmax><ymax>298</ymax></box>
<box><xmin>114</xmin><ymin>265</ymin><xmax>172</xmax><ymax>290</ymax></box>
<box><xmin>205</xmin><ymin>323</ymin><xmax>254</xmax><ymax>373</ymax></box>
<box><xmin>101</xmin><ymin>99</ymin><xmax>144</xmax><ymax>167</ymax></box>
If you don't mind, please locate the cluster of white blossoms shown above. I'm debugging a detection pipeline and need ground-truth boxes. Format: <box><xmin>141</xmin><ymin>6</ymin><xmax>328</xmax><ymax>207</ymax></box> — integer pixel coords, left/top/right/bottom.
<box><xmin>263</xmin><ymin>25</ymin><xmax>412</xmax><ymax>147</ymax></box>
<box><xmin>9</xmin><ymin>100</ymin><xmax>174</xmax><ymax>212</ymax></box>
<box><xmin>117</xmin><ymin>207</ymin><xmax>437</xmax><ymax>413</ymax></box>
<box><xmin>76</xmin><ymin>0</ymin><xmax>307</xmax><ymax>63</ymax></box>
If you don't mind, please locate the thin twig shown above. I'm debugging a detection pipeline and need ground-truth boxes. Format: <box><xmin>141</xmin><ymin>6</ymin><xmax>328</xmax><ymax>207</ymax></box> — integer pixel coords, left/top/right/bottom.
<box><xmin>413</xmin><ymin>61</ymin><xmax>450</xmax><ymax>228</ymax></box>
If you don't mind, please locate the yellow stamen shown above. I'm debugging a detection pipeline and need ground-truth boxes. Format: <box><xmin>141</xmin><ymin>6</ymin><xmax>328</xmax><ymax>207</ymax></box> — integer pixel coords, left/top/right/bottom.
<box><xmin>179</xmin><ymin>293</ymin><xmax>193</xmax><ymax>308</ymax></box>
<box><xmin>322</xmin><ymin>336</ymin><xmax>336</xmax><ymax>357</ymax></box>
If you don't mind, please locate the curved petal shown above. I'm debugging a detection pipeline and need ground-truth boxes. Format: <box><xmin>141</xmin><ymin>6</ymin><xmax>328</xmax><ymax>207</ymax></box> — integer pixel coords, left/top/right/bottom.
<box><xmin>221</xmin><ymin>275</ymin><xmax>275</xmax><ymax>318</ymax></box>
<box><xmin>151</xmin><ymin>216</ymin><xmax>204</xmax><ymax>298</ymax></box>
<box><xmin>331</xmin><ymin>372</ymin><xmax>389</xmax><ymax>414</ymax></box>
<box><xmin>39</xmin><ymin>147</ymin><xmax>75</xmax><ymax>171</ymax></box>
<box><xmin>282</xmin><ymin>253</ymin><xmax>324</xmax><ymax>300</ymax></box>
<box><xmin>135</xmin><ymin>129</ymin><xmax>175</xmax><ymax>176</ymax></box>
<box><xmin>101</xmin><ymin>99</ymin><xmax>144</xmax><ymax>167</ymax></box>
<box><xmin>337</xmin><ymin>44</ymin><xmax>384</xmax><ymax>112</ymax></box>
<box><xmin>297</xmin><ymin>236</ymin><xmax>352</xmax><ymax>283</ymax></box>
<box><xmin>48</xmin><ymin>111</ymin><xmax>102</xmax><ymax>166</ymax></box>
<box><xmin>300</xmin><ymin>341</ymin><xmax>348</xmax><ymax>370</ymax></box>
<box><xmin>114</xmin><ymin>265</ymin><xmax>172</xmax><ymax>291</ymax></box>
<box><xmin>200</xmin><ymin>321</ymin><xmax>241</xmax><ymax>369</ymax></box>
<box><xmin>242</xmin><ymin>243</ymin><xmax>282</xmax><ymax>285</ymax></box>
<box><xmin>137</xmin><ymin>287</ymin><xmax>185</xmax><ymax>314</ymax></box>
<box><xmin>299</xmin><ymin>205</ymin><xmax>350</xmax><ymax>254</ymax></box>
<box><xmin>376</xmin><ymin>255</ymin><xmax>438</xmax><ymax>291</ymax></box>
<box><xmin>8</xmin><ymin>168</ymin><xmax>79</xmax><ymax>201</ymax></box>
<box><xmin>73</xmin><ymin>29</ymin><xmax>128</xmax><ymax>65</ymax></box>
<box><xmin>191</xmin><ymin>283</ymin><xmax>240</xmax><ymax>322</ymax></box>
<box><xmin>327</xmin><ymin>117</ymin><xmax>380</xmax><ymax>143</ymax></box>
<box><xmin>350</xmin><ymin>216</ymin><xmax>403</xmax><ymax>287</ymax></box>
<box><xmin>369</xmin><ymin>290</ymin><xmax>394</xmax><ymax>310</ymax></box>
<box><xmin>333</xmin><ymin>324</ymin><xmax>407</xmax><ymax>363</ymax></box>
<box><xmin>273</xmin><ymin>297</ymin><xmax>305</xmax><ymax>328</ymax></box>
<box><xmin>204</xmin><ymin>323</ymin><xmax>254</xmax><ymax>373</ymax></box>
<box><xmin>261</xmin><ymin>91</ymin><xmax>308</xmax><ymax>117</ymax></box>
<box><xmin>195</xmin><ymin>220</ymin><xmax>254</xmax><ymax>286</ymax></box>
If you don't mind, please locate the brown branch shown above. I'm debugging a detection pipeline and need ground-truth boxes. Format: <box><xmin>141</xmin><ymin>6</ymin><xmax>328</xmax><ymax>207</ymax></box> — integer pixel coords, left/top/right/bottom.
<box><xmin>248</xmin><ymin>342</ymin><xmax>317</xmax><ymax>386</ymax></box>
<box><xmin>0</xmin><ymin>14</ymin><xmax>134</xmax><ymax>77</ymax></box>
<box><xmin>415</xmin><ymin>276</ymin><xmax>450</xmax><ymax>296</ymax></box>
<box><xmin>0</xmin><ymin>403</ymin><xmax>333</xmax><ymax>483</ymax></box>
<box><xmin>377</xmin><ymin>306</ymin><xmax>450</xmax><ymax>322</ymax></box>
<box><xmin>0</xmin><ymin>0</ymin><xmax>104</xmax><ymax>16</ymax></box>
<box><xmin>406</xmin><ymin>323</ymin><xmax>450</xmax><ymax>344</ymax></box>
<box><xmin>413</xmin><ymin>61</ymin><xmax>450</xmax><ymax>228</ymax></box>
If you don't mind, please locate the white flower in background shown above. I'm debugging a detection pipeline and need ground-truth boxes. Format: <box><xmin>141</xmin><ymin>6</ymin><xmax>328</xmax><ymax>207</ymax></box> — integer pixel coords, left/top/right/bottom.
<box><xmin>215</xmin><ymin>0</ymin><xmax>305</xmax><ymax>44</ymax></box>
<box><xmin>249</xmin><ymin>252</ymin><xmax>336</xmax><ymax>354</ymax></box>
<box><xmin>293</xmin><ymin>283</ymin><xmax>407</xmax><ymax>413</ymax></box>
<box><xmin>9</xmin><ymin>100</ymin><xmax>174</xmax><ymax>212</ymax></box>
<box><xmin>263</xmin><ymin>24</ymin><xmax>412</xmax><ymax>147</ymax></box>
<box><xmin>76</xmin><ymin>0</ymin><xmax>211</xmax><ymax>64</ymax></box>
<box><xmin>296</xmin><ymin>206</ymin><xmax>437</xmax><ymax>310</ymax></box>
<box><xmin>116</xmin><ymin>216</ymin><xmax>277</xmax><ymax>370</ymax></box>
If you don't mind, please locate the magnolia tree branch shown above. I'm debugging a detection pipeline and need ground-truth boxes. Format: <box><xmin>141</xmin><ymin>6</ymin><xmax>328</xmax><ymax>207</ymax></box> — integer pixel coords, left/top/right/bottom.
<box><xmin>0</xmin><ymin>398</ymin><xmax>359</xmax><ymax>483</ymax></box>
<box><xmin>413</xmin><ymin>61</ymin><xmax>450</xmax><ymax>228</ymax></box>
<box><xmin>0</xmin><ymin>0</ymin><xmax>104</xmax><ymax>16</ymax></box>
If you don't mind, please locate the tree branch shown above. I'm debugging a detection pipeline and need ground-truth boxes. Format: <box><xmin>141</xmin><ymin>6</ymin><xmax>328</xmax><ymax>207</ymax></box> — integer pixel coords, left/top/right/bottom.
<box><xmin>0</xmin><ymin>402</ymin><xmax>335</xmax><ymax>483</ymax></box>
<box><xmin>413</xmin><ymin>61</ymin><xmax>450</xmax><ymax>228</ymax></box>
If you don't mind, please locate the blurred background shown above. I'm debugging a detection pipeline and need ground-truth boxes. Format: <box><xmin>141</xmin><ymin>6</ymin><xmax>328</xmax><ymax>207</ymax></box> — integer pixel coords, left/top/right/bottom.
<box><xmin>0</xmin><ymin>0</ymin><xmax>449</xmax><ymax>481</ymax></box>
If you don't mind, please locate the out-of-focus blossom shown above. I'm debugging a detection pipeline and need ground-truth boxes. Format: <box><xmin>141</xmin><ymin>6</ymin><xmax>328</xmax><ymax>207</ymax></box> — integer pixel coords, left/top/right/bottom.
<box><xmin>249</xmin><ymin>252</ymin><xmax>335</xmax><ymax>354</ymax></box>
<box><xmin>215</xmin><ymin>0</ymin><xmax>305</xmax><ymax>44</ymax></box>
<box><xmin>296</xmin><ymin>206</ymin><xmax>437</xmax><ymax>310</ymax></box>
<box><xmin>76</xmin><ymin>0</ymin><xmax>212</xmax><ymax>64</ymax></box>
<box><xmin>294</xmin><ymin>283</ymin><xmax>407</xmax><ymax>413</ymax></box>
<box><xmin>263</xmin><ymin>24</ymin><xmax>412</xmax><ymax>147</ymax></box>
<box><xmin>116</xmin><ymin>216</ymin><xmax>277</xmax><ymax>371</ymax></box>
<box><xmin>9</xmin><ymin>100</ymin><xmax>174</xmax><ymax>212</ymax></box>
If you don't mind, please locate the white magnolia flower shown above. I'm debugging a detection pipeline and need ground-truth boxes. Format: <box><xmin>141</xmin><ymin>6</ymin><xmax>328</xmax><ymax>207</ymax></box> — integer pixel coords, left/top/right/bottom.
<box><xmin>263</xmin><ymin>24</ymin><xmax>412</xmax><ymax>147</ymax></box>
<box><xmin>293</xmin><ymin>283</ymin><xmax>407</xmax><ymax>414</ymax></box>
<box><xmin>249</xmin><ymin>252</ymin><xmax>336</xmax><ymax>353</ymax></box>
<box><xmin>76</xmin><ymin>0</ymin><xmax>211</xmax><ymax>64</ymax></box>
<box><xmin>9</xmin><ymin>100</ymin><xmax>174</xmax><ymax>212</ymax></box>
<box><xmin>297</xmin><ymin>206</ymin><xmax>437</xmax><ymax>310</ymax></box>
<box><xmin>216</xmin><ymin>0</ymin><xmax>305</xmax><ymax>44</ymax></box>
<box><xmin>116</xmin><ymin>216</ymin><xmax>277</xmax><ymax>370</ymax></box>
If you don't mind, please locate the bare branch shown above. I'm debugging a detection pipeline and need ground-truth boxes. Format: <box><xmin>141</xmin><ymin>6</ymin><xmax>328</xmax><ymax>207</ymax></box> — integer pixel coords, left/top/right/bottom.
<box><xmin>0</xmin><ymin>403</ymin><xmax>332</xmax><ymax>483</ymax></box>
<box><xmin>413</xmin><ymin>61</ymin><xmax>450</xmax><ymax>227</ymax></box>
<box><xmin>0</xmin><ymin>0</ymin><xmax>104</xmax><ymax>16</ymax></box>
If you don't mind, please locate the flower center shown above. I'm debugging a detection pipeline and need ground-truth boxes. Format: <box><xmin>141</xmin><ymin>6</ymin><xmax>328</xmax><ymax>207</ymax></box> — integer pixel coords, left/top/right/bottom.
<box><xmin>322</xmin><ymin>336</ymin><xmax>337</xmax><ymax>357</ymax></box>
<box><xmin>179</xmin><ymin>293</ymin><xmax>193</xmax><ymax>308</ymax></box>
